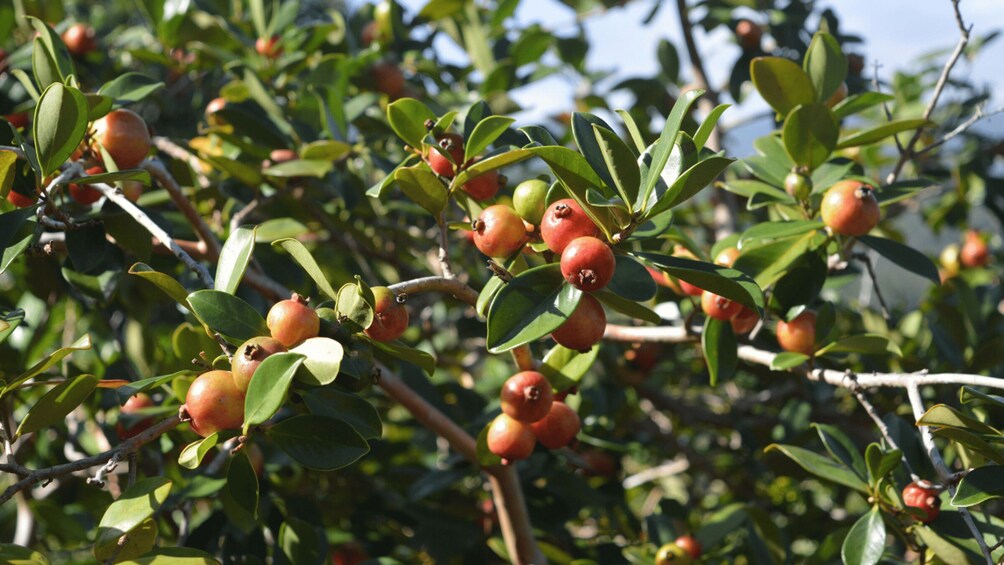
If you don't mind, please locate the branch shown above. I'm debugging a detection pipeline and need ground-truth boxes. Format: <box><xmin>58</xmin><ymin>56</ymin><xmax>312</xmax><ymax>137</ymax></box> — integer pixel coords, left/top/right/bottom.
<box><xmin>603</xmin><ymin>324</ymin><xmax>1004</xmax><ymax>391</ymax></box>
<box><xmin>142</xmin><ymin>158</ymin><xmax>222</xmax><ymax>259</ymax></box>
<box><xmin>846</xmin><ymin>376</ymin><xmax>916</xmax><ymax>477</ymax></box>
<box><xmin>388</xmin><ymin>276</ymin><xmax>480</xmax><ymax>307</ymax></box>
<box><xmin>0</xmin><ymin>415</ymin><xmax>181</xmax><ymax>505</ymax></box>
<box><xmin>89</xmin><ymin>179</ymin><xmax>215</xmax><ymax>288</ymax></box>
<box><xmin>914</xmin><ymin>105</ymin><xmax>1002</xmax><ymax>157</ymax></box>
<box><xmin>886</xmin><ymin>0</ymin><xmax>971</xmax><ymax>184</ymax></box>
<box><xmin>907</xmin><ymin>384</ymin><xmax>994</xmax><ymax>564</ymax></box>
<box><xmin>151</xmin><ymin>137</ymin><xmax>211</xmax><ymax>190</ymax></box>
<box><xmin>436</xmin><ymin>212</ymin><xmax>456</xmax><ymax>279</ymax></box>
<box><xmin>854</xmin><ymin>252</ymin><xmax>890</xmax><ymax>319</ymax></box>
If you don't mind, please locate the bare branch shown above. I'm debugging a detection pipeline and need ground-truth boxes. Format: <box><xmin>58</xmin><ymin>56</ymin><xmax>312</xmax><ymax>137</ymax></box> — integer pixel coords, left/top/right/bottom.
<box><xmin>886</xmin><ymin>0</ymin><xmax>971</xmax><ymax>184</ymax></box>
<box><xmin>143</xmin><ymin>158</ymin><xmax>222</xmax><ymax>259</ymax></box>
<box><xmin>388</xmin><ymin>276</ymin><xmax>480</xmax><ymax>307</ymax></box>
<box><xmin>854</xmin><ymin>252</ymin><xmax>890</xmax><ymax>319</ymax></box>
<box><xmin>914</xmin><ymin>105</ymin><xmax>1002</xmax><ymax>157</ymax></box>
<box><xmin>907</xmin><ymin>384</ymin><xmax>994</xmax><ymax>563</ymax></box>
<box><xmin>845</xmin><ymin>375</ymin><xmax>915</xmax><ymax>477</ymax></box>
<box><xmin>151</xmin><ymin>137</ymin><xmax>211</xmax><ymax>190</ymax></box>
<box><xmin>436</xmin><ymin>212</ymin><xmax>456</xmax><ymax>279</ymax></box>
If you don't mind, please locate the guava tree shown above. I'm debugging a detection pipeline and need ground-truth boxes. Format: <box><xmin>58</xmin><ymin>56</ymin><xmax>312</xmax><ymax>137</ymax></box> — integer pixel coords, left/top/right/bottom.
<box><xmin>0</xmin><ymin>0</ymin><xmax>1001</xmax><ymax>564</ymax></box>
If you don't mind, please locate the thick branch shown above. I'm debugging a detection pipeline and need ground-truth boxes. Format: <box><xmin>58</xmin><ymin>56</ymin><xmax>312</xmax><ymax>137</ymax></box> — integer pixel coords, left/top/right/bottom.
<box><xmin>907</xmin><ymin>384</ymin><xmax>994</xmax><ymax>563</ymax></box>
<box><xmin>143</xmin><ymin>159</ymin><xmax>222</xmax><ymax>259</ymax></box>
<box><xmin>0</xmin><ymin>416</ymin><xmax>181</xmax><ymax>505</ymax></box>
<box><xmin>388</xmin><ymin>276</ymin><xmax>480</xmax><ymax>307</ymax></box>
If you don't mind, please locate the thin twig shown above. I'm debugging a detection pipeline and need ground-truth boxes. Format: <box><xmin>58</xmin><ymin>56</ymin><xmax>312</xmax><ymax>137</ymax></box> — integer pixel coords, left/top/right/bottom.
<box><xmin>886</xmin><ymin>0</ymin><xmax>971</xmax><ymax>184</ymax></box>
<box><xmin>846</xmin><ymin>375</ymin><xmax>916</xmax><ymax>477</ymax></box>
<box><xmin>907</xmin><ymin>384</ymin><xmax>994</xmax><ymax>564</ymax></box>
<box><xmin>0</xmin><ymin>416</ymin><xmax>181</xmax><ymax>505</ymax></box>
<box><xmin>914</xmin><ymin>105</ymin><xmax>1001</xmax><ymax>157</ymax></box>
<box><xmin>854</xmin><ymin>252</ymin><xmax>890</xmax><ymax>319</ymax></box>
<box><xmin>143</xmin><ymin>158</ymin><xmax>222</xmax><ymax>258</ymax></box>
<box><xmin>151</xmin><ymin>137</ymin><xmax>211</xmax><ymax>190</ymax></box>
<box><xmin>388</xmin><ymin>276</ymin><xmax>480</xmax><ymax>307</ymax></box>
<box><xmin>436</xmin><ymin>211</ymin><xmax>455</xmax><ymax>279</ymax></box>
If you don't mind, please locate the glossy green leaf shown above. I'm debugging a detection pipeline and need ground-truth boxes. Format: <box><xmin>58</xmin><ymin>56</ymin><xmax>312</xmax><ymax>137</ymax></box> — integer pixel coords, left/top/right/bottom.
<box><xmin>33</xmin><ymin>82</ymin><xmax>88</xmax><ymax>176</ymax></box>
<box><xmin>840</xmin><ymin>506</ymin><xmax>885</xmax><ymax>565</ymax></box>
<box><xmin>693</xmin><ymin>103</ymin><xmax>731</xmax><ymax>151</ymax></box>
<box><xmin>271</xmin><ymin>238</ymin><xmax>340</xmax><ymax>302</ymax></box>
<box><xmin>387</xmin><ymin>98</ymin><xmax>436</xmax><ymax>149</ymax></box>
<box><xmin>877</xmin><ymin>179</ymin><xmax>939</xmax><ymax>207</ymax></box>
<box><xmin>917</xmin><ymin>404</ymin><xmax>1000</xmax><ymax>435</ymax></box>
<box><xmin>540</xmin><ymin>344</ymin><xmax>598</xmax><ymax>391</ymax></box>
<box><xmin>215</xmin><ymin>225</ymin><xmax>257</xmax><ymax>295</ymax></box>
<box><xmin>178</xmin><ymin>433</ymin><xmax>219</xmax><ymax>469</ymax></box>
<box><xmin>636</xmin><ymin>253</ymin><xmax>764</xmax><ymax>315</ymax></box>
<box><xmin>765</xmin><ymin>444</ymin><xmax>868</xmax><ymax>492</ymax></box>
<box><xmin>836</xmin><ymin>118</ymin><xmax>930</xmax><ymax>149</ymax></box>
<box><xmin>733</xmin><ymin>231</ymin><xmax>824</xmax><ymax>288</ymax></box>
<box><xmin>615</xmin><ymin>109</ymin><xmax>647</xmax><ymax>153</ymax></box>
<box><xmin>118</xmin><ymin>547</ymin><xmax>219</xmax><ymax>564</ymax></box>
<box><xmin>228</xmin><ymin>450</ymin><xmax>260</xmax><ymax>518</ymax></box>
<box><xmin>721</xmin><ymin>179</ymin><xmax>793</xmax><ymax>204</ymax></box>
<box><xmin>0</xmin><ymin>308</ymin><xmax>25</xmax><ymax>345</ymax></box>
<box><xmin>771</xmin><ymin>352</ymin><xmax>809</xmax><ymax>370</ymax></box>
<box><xmin>186</xmin><ymin>290</ymin><xmax>269</xmax><ymax>345</ymax></box>
<box><xmin>97</xmin><ymin>72</ymin><xmax>165</xmax><ymax>104</ymax></box>
<box><xmin>607</xmin><ymin>255</ymin><xmax>657</xmax><ymax>302</ymax></box>
<box><xmin>300</xmin><ymin>140</ymin><xmax>351</xmax><ymax>161</ymax></box>
<box><xmin>0</xmin><ymin>150</ymin><xmax>20</xmax><ymax>199</ymax></box>
<box><xmin>243</xmin><ymin>352</ymin><xmax>305</xmax><ymax>431</ymax></box>
<box><xmin>832</xmin><ymin>92</ymin><xmax>895</xmax><ymax>118</ymax></box>
<box><xmin>486</xmin><ymin>264</ymin><xmax>582</xmax><ymax>353</ymax></box>
<box><xmin>857</xmin><ymin>235</ymin><xmax>939</xmax><ymax>284</ymax></box>
<box><xmin>864</xmin><ymin>443</ymin><xmax>902</xmax><ymax>484</ymax></box>
<box><xmin>638</xmin><ymin>89</ymin><xmax>704</xmax><ymax>211</ymax></box>
<box><xmin>647</xmin><ymin>156</ymin><xmax>736</xmax><ymax>217</ymax></box>
<box><xmin>4</xmin><ymin>335</ymin><xmax>91</xmax><ymax>395</ymax></box>
<box><xmin>289</xmin><ymin>337</ymin><xmax>343</xmax><ymax>386</ymax></box>
<box><xmin>129</xmin><ymin>263</ymin><xmax>191</xmax><ymax>307</ymax></box>
<box><xmin>263</xmin><ymin>159</ymin><xmax>334</xmax><ymax>178</ymax></box>
<box><xmin>594</xmin><ymin>290</ymin><xmax>661</xmax><ymax>324</ymax></box>
<box><xmin>739</xmin><ymin>221</ymin><xmax>823</xmax><ymax>249</ymax></box>
<box><xmin>913</xmin><ymin>525</ymin><xmax>972</xmax><ymax>565</ymax></box>
<box><xmin>94</xmin><ymin>477</ymin><xmax>172</xmax><ymax>557</ymax></box>
<box><xmin>303</xmin><ymin>388</ymin><xmax>383</xmax><ymax>440</ymax></box>
<box><xmin>94</xmin><ymin>518</ymin><xmax>158</xmax><ymax>562</ymax></box>
<box><xmin>370</xmin><ymin>339</ymin><xmax>436</xmax><ymax>375</ymax></box>
<box><xmin>15</xmin><ymin>374</ymin><xmax>98</xmax><ymax>438</ymax></box>
<box><xmin>526</xmin><ymin>145</ymin><xmax>617</xmax><ymax>238</ymax></box>
<box><xmin>117</xmin><ymin>371</ymin><xmax>193</xmax><ymax>404</ymax></box>
<box><xmin>334</xmin><ymin>279</ymin><xmax>375</xmax><ymax>331</ymax></box>
<box><xmin>803</xmin><ymin>32</ymin><xmax>847</xmax><ymax>103</ymax></box>
<box><xmin>817</xmin><ymin>334</ymin><xmax>903</xmax><ymax>357</ymax></box>
<box><xmin>465</xmin><ymin>115</ymin><xmax>515</xmax><ymax>162</ymax></box>
<box><xmin>813</xmin><ymin>423</ymin><xmax>867</xmax><ymax>481</ymax></box>
<box><xmin>702</xmin><ymin>317</ymin><xmax>736</xmax><ymax>386</ymax></box>
<box><xmin>29</xmin><ymin>32</ymin><xmax>69</xmax><ymax>88</ymax></box>
<box><xmin>279</xmin><ymin>517</ymin><xmax>322</xmax><ymax>565</ymax></box>
<box><xmin>452</xmin><ymin>148</ymin><xmax>533</xmax><ymax>188</ymax></box>
<box><xmin>933</xmin><ymin>428</ymin><xmax>1004</xmax><ymax>465</ymax></box>
<box><xmin>782</xmin><ymin>103</ymin><xmax>838</xmax><ymax>169</ymax></box>
<box><xmin>593</xmin><ymin>124</ymin><xmax>640</xmax><ymax>211</ymax></box>
<box><xmin>952</xmin><ymin>466</ymin><xmax>1004</xmax><ymax>507</ymax></box>
<box><xmin>750</xmin><ymin>57</ymin><xmax>816</xmax><ymax>117</ymax></box>
<box><xmin>201</xmin><ymin>155</ymin><xmax>264</xmax><ymax>187</ymax></box>
<box><xmin>0</xmin><ymin>543</ymin><xmax>50</xmax><ymax>564</ymax></box>
<box><xmin>267</xmin><ymin>415</ymin><xmax>369</xmax><ymax>471</ymax></box>
<box><xmin>395</xmin><ymin>165</ymin><xmax>448</xmax><ymax>216</ymax></box>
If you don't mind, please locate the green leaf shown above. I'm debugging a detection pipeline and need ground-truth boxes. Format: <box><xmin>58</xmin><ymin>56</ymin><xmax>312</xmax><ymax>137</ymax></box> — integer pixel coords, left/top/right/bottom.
<box><xmin>215</xmin><ymin>225</ymin><xmax>257</xmax><ymax>295</ymax></box>
<box><xmin>228</xmin><ymin>450</ymin><xmax>260</xmax><ymax>519</ymax></box>
<box><xmin>770</xmin><ymin>351</ymin><xmax>809</xmax><ymax>370</ymax></box>
<box><xmin>913</xmin><ymin>524</ymin><xmax>973</xmax><ymax>565</ymax></box>
<box><xmin>877</xmin><ymin>179</ymin><xmax>939</xmax><ymax>207</ymax></box>
<box><xmin>303</xmin><ymin>388</ymin><xmax>382</xmax><ymax>440</ymax></box>
<box><xmin>186</xmin><ymin>290</ymin><xmax>269</xmax><ymax>345</ymax></box>
<box><xmin>593</xmin><ymin>124</ymin><xmax>640</xmax><ymax>211</ymax></box>
<box><xmin>638</xmin><ymin>89</ymin><xmax>704</xmax><ymax>212</ymax></box>
<box><xmin>0</xmin><ymin>543</ymin><xmax>50</xmax><ymax>564</ymax></box>
<box><xmin>702</xmin><ymin>317</ymin><xmax>737</xmax><ymax>386</ymax></box>
<box><xmin>840</xmin><ymin>506</ymin><xmax>885</xmax><ymax>565</ymax></box>
<box><xmin>693</xmin><ymin>103</ymin><xmax>731</xmax><ymax>151</ymax></box>
<box><xmin>271</xmin><ymin>238</ymin><xmax>340</xmax><ymax>302</ymax></box>
<box><xmin>917</xmin><ymin>404</ymin><xmax>1000</xmax><ymax>435</ymax></box>
<box><xmin>816</xmin><ymin>334</ymin><xmax>903</xmax><ymax>357</ymax></box>
<box><xmin>334</xmin><ymin>279</ymin><xmax>375</xmax><ymax>331</ymax></box>
<box><xmin>765</xmin><ymin>444</ymin><xmax>868</xmax><ymax>492</ymax></box>
<box><xmin>803</xmin><ymin>32</ymin><xmax>847</xmax><ymax>103</ymax></box>
<box><xmin>117</xmin><ymin>547</ymin><xmax>219</xmax><ymax>564</ymax></box>
<box><xmin>864</xmin><ymin>443</ymin><xmax>902</xmax><ymax>485</ymax></box>
<box><xmin>615</xmin><ymin>109</ymin><xmax>647</xmax><ymax>153</ymax></box>
<box><xmin>465</xmin><ymin>115</ymin><xmax>515</xmax><ymax>162</ymax></box>
<box><xmin>733</xmin><ymin>231</ymin><xmax>824</xmax><ymax>288</ymax></box>
<box><xmin>33</xmin><ymin>82</ymin><xmax>88</xmax><ymax>176</ymax></box>
<box><xmin>607</xmin><ymin>255</ymin><xmax>657</xmax><ymax>302</ymax></box>
<box><xmin>117</xmin><ymin>371</ymin><xmax>193</xmax><ymax>404</ymax></box>
<box><xmin>97</xmin><ymin>72</ymin><xmax>165</xmax><ymax>104</ymax></box>
<box><xmin>952</xmin><ymin>466</ymin><xmax>1004</xmax><ymax>507</ymax></box>
<box><xmin>721</xmin><ymin>179</ymin><xmax>793</xmax><ymax>204</ymax></box>
<box><xmin>750</xmin><ymin>57</ymin><xmax>816</xmax><ymax>117</ymax></box>
<box><xmin>266</xmin><ymin>415</ymin><xmax>369</xmax><ymax>471</ymax></box>
<box><xmin>933</xmin><ymin>428</ymin><xmax>1004</xmax><ymax>465</ymax></box>
<box><xmin>646</xmin><ymin>156</ymin><xmax>735</xmax><ymax>217</ymax></box>
<box><xmin>832</xmin><ymin>92</ymin><xmax>895</xmax><ymax>119</ymax></box>
<box><xmin>4</xmin><ymin>335</ymin><xmax>91</xmax><ymax>395</ymax></box>
<box><xmin>486</xmin><ymin>264</ymin><xmax>582</xmax><ymax>353</ymax></box>
<box><xmin>263</xmin><ymin>159</ymin><xmax>334</xmax><ymax>178</ymax></box>
<box><xmin>370</xmin><ymin>339</ymin><xmax>436</xmax><ymax>376</ymax></box>
<box><xmin>30</xmin><ymin>33</ymin><xmax>68</xmax><ymax>89</ymax></box>
<box><xmin>243</xmin><ymin>352</ymin><xmax>305</xmax><ymax>432</ymax></box>
<box><xmin>525</xmin><ymin>145</ymin><xmax>617</xmax><ymax>238</ymax></box>
<box><xmin>452</xmin><ymin>148</ymin><xmax>533</xmax><ymax>188</ymax></box>
<box><xmin>782</xmin><ymin>103</ymin><xmax>838</xmax><ymax>170</ymax></box>
<box><xmin>289</xmin><ymin>337</ymin><xmax>343</xmax><ymax>386</ymax></box>
<box><xmin>0</xmin><ymin>150</ymin><xmax>20</xmax><ymax>199</ymax></box>
<box><xmin>739</xmin><ymin>220</ymin><xmax>823</xmax><ymax>249</ymax></box>
<box><xmin>15</xmin><ymin>375</ymin><xmax>98</xmax><ymax>439</ymax></box>
<box><xmin>387</xmin><ymin>98</ymin><xmax>436</xmax><ymax>149</ymax></box>
<box><xmin>178</xmin><ymin>433</ymin><xmax>219</xmax><ymax>469</ymax></box>
<box><xmin>279</xmin><ymin>518</ymin><xmax>322</xmax><ymax>565</ymax></box>
<box><xmin>0</xmin><ymin>308</ymin><xmax>25</xmax><ymax>345</ymax></box>
<box><xmin>94</xmin><ymin>477</ymin><xmax>172</xmax><ymax>559</ymax></box>
<box><xmin>836</xmin><ymin>118</ymin><xmax>930</xmax><ymax>149</ymax></box>
<box><xmin>636</xmin><ymin>253</ymin><xmax>764</xmax><ymax>315</ymax></box>
<box><xmin>540</xmin><ymin>344</ymin><xmax>599</xmax><ymax>391</ymax></box>
<box><xmin>419</xmin><ymin>0</ymin><xmax>467</xmax><ymax>20</ymax></box>
<box><xmin>129</xmin><ymin>263</ymin><xmax>191</xmax><ymax>308</ymax></box>
<box><xmin>857</xmin><ymin>235</ymin><xmax>939</xmax><ymax>284</ymax></box>
<box><xmin>594</xmin><ymin>290</ymin><xmax>662</xmax><ymax>324</ymax></box>
<box><xmin>395</xmin><ymin>165</ymin><xmax>448</xmax><ymax>216</ymax></box>
<box><xmin>300</xmin><ymin>140</ymin><xmax>352</xmax><ymax>161</ymax></box>
<box><xmin>812</xmin><ymin>423</ymin><xmax>867</xmax><ymax>481</ymax></box>
<box><xmin>94</xmin><ymin>519</ymin><xmax>158</xmax><ymax>563</ymax></box>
